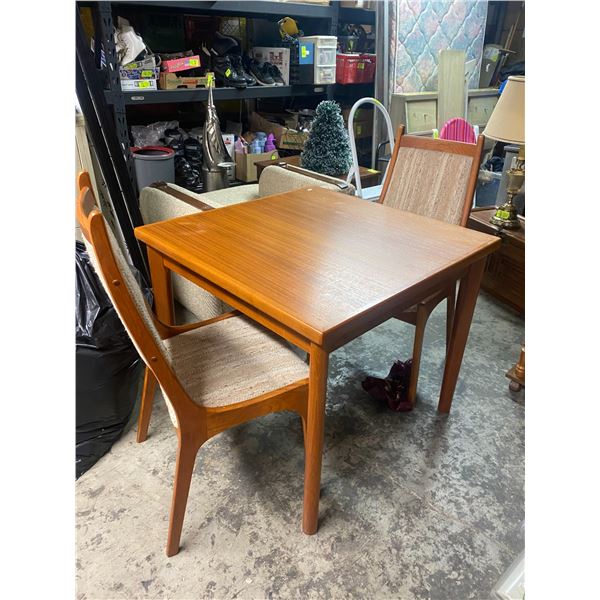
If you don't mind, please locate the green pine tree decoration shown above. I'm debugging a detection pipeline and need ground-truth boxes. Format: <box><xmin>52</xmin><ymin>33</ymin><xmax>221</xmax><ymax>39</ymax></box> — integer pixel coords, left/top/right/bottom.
<box><xmin>300</xmin><ymin>100</ymin><xmax>352</xmax><ymax>176</ymax></box>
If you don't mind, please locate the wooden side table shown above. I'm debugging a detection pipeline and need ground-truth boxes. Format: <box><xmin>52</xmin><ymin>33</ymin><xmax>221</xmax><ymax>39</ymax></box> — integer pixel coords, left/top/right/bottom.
<box><xmin>468</xmin><ymin>208</ymin><xmax>525</xmax><ymax>396</ymax></box>
<box><xmin>467</xmin><ymin>207</ymin><xmax>525</xmax><ymax>315</ymax></box>
<box><xmin>254</xmin><ymin>154</ymin><xmax>381</xmax><ymax>189</ymax></box>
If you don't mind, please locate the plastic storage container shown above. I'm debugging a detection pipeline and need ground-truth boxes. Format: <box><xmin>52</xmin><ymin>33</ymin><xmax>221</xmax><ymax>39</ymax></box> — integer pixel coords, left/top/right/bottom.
<box><xmin>336</xmin><ymin>53</ymin><xmax>377</xmax><ymax>84</ymax></box>
<box><xmin>336</xmin><ymin>53</ymin><xmax>364</xmax><ymax>84</ymax></box>
<box><xmin>315</xmin><ymin>65</ymin><xmax>336</xmax><ymax>84</ymax></box>
<box><xmin>317</xmin><ymin>47</ymin><xmax>337</xmax><ymax>66</ymax></box>
<box><xmin>299</xmin><ymin>36</ymin><xmax>337</xmax><ymax>83</ymax></box>
<box><xmin>360</xmin><ymin>53</ymin><xmax>376</xmax><ymax>83</ymax></box>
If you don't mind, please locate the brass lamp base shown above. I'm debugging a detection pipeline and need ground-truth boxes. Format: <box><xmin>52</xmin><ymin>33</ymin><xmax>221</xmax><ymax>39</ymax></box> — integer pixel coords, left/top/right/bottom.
<box><xmin>490</xmin><ymin>198</ymin><xmax>521</xmax><ymax>229</ymax></box>
<box><xmin>490</xmin><ymin>155</ymin><xmax>524</xmax><ymax>230</ymax></box>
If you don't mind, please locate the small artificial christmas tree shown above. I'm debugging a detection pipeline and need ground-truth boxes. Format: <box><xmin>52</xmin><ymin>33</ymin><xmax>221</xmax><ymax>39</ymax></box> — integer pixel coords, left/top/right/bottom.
<box><xmin>300</xmin><ymin>100</ymin><xmax>352</xmax><ymax>176</ymax></box>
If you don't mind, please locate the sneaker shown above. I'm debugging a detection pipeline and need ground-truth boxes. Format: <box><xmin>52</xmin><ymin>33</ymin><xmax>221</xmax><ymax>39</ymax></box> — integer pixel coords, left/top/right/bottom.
<box><xmin>244</xmin><ymin>55</ymin><xmax>275</xmax><ymax>86</ymax></box>
<box><xmin>265</xmin><ymin>62</ymin><xmax>286</xmax><ymax>86</ymax></box>
<box><xmin>213</xmin><ymin>55</ymin><xmax>247</xmax><ymax>89</ymax></box>
<box><xmin>230</xmin><ymin>54</ymin><xmax>257</xmax><ymax>86</ymax></box>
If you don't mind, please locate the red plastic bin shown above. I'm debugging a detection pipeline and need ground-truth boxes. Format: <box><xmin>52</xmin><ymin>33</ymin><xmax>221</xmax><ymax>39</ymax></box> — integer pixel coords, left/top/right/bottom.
<box><xmin>359</xmin><ymin>53</ymin><xmax>376</xmax><ymax>83</ymax></box>
<box><xmin>336</xmin><ymin>53</ymin><xmax>364</xmax><ymax>84</ymax></box>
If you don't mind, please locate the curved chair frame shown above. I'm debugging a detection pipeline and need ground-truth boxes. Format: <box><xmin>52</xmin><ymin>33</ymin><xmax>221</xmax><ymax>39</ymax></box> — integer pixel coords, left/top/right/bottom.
<box><xmin>378</xmin><ymin>127</ymin><xmax>484</xmax><ymax>405</ymax></box>
<box><xmin>76</xmin><ymin>172</ymin><xmax>309</xmax><ymax>557</ymax></box>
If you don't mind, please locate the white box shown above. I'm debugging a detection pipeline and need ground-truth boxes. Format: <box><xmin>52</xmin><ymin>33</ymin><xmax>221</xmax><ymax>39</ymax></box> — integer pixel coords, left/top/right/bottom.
<box><xmin>251</xmin><ymin>47</ymin><xmax>290</xmax><ymax>85</ymax></box>
<box><xmin>120</xmin><ymin>78</ymin><xmax>157</xmax><ymax>91</ymax></box>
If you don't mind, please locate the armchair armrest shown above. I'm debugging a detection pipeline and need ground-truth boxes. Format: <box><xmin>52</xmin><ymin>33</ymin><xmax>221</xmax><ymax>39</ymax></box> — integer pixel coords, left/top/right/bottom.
<box><xmin>258</xmin><ymin>165</ymin><xmax>356</xmax><ymax>198</ymax></box>
<box><xmin>154</xmin><ymin>310</ymin><xmax>241</xmax><ymax>340</ymax></box>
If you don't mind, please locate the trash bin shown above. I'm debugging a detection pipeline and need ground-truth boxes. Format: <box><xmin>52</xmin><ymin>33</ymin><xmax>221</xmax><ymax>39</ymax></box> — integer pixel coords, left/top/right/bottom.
<box><xmin>131</xmin><ymin>145</ymin><xmax>175</xmax><ymax>190</ymax></box>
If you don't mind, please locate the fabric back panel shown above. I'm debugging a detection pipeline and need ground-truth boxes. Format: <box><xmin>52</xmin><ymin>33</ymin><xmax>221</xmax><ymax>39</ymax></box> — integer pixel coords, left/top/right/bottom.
<box><xmin>382</xmin><ymin>146</ymin><xmax>472</xmax><ymax>225</ymax></box>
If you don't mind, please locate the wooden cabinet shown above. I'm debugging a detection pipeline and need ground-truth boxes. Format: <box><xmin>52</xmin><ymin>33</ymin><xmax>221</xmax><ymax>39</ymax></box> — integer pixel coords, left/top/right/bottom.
<box><xmin>390</xmin><ymin>88</ymin><xmax>498</xmax><ymax>135</ymax></box>
<box><xmin>467</xmin><ymin>208</ymin><xmax>524</xmax><ymax>315</ymax></box>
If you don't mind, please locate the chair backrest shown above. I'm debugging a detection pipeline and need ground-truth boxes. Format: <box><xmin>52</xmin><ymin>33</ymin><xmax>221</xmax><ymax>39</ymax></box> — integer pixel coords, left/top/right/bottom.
<box><xmin>378</xmin><ymin>125</ymin><xmax>484</xmax><ymax>227</ymax></box>
<box><xmin>439</xmin><ymin>117</ymin><xmax>477</xmax><ymax>144</ymax></box>
<box><xmin>258</xmin><ymin>165</ymin><xmax>355</xmax><ymax>197</ymax></box>
<box><xmin>76</xmin><ymin>172</ymin><xmax>194</xmax><ymax>426</ymax></box>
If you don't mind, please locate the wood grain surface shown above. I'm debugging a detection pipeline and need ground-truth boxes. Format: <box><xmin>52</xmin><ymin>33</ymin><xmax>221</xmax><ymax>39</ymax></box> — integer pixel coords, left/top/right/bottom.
<box><xmin>135</xmin><ymin>187</ymin><xmax>499</xmax><ymax>347</ymax></box>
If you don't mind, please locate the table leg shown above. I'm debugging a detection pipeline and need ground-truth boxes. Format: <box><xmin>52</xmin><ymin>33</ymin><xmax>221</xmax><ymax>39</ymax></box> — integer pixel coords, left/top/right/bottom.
<box><xmin>302</xmin><ymin>344</ymin><xmax>329</xmax><ymax>535</ymax></box>
<box><xmin>147</xmin><ymin>246</ymin><xmax>175</xmax><ymax>326</ymax></box>
<box><xmin>438</xmin><ymin>259</ymin><xmax>486</xmax><ymax>413</ymax></box>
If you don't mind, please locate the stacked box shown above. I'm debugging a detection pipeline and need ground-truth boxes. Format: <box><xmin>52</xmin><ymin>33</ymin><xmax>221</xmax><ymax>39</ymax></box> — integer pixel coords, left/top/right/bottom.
<box><xmin>120</xmin><ymin>56</ymin><xmax>160</xmax><ymax>91</ymax></box>
<box><xmin>120</xmin><ymin>79</ymin><xmax>158</xmax><ymax>91</ymax></box>
<box><xmin>161</xmin><ymin>55</ymin><xmax>201</xmax><ymax>73</ymax></box>
<box><xmin>298</xmin><ymin>36</ymin><xmax>337</xmax><ymax>84</ymax></box>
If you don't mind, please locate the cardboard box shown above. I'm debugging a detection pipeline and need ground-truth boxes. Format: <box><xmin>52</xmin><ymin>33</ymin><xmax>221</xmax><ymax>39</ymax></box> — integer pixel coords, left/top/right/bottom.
<box><xmin>352</xmin><ymin>118</ymin><xmax>373</xmax><ymax>139</ymax></box>
<box><xmin>120</xmin><ymin>79</ymin><xmax>158</xmax><ymax>91</ymax></box>
<box><xmin>161</xmin><ymin>55</ymin><xmax>201</xmax><ymax>73</ymax></box>
<box><xmin>341</xmin><ymin>107</ymin><xmax>374</xmax><ymax>138</ymax></box>
<box><xmin>249</xmin><ymin>112</ymin><xmax>309</xmax><ymax>151</ymax></box>
<box><xmin>235</xmin><ymin>150</ymin><xmax>279</xmax><ymax>182</ymax></box>
<box><xmin>159</xmin><ymin>72</ymin><xmax>211</xmax><ymax>89</ymax></box>
<box><xmin>119</xmin><ymin>67</ymin><xmax>159</xmax><ymax>80</ymax></box>
<box><xmin>251</xmin><ymin>47</ymin><xmax>290</xmax><ymax>85</ymax></box>
<box><xmin>121</xmin><ymin>56</ymin><xmax>159</xmax><ymax>70</ymax></box>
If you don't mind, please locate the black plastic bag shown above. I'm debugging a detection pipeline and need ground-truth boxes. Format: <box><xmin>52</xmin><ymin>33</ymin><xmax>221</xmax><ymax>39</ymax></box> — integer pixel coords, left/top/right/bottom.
<box><xmin>75</xmin><ymin>241</ymin><xmax>147</xmax><ymax>478</ymax></box>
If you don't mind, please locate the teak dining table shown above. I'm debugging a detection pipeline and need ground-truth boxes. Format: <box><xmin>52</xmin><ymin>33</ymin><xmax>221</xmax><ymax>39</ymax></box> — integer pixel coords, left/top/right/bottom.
<box><xmin>135</xmin><ymin>186</ymin><xmax>500</xmax><ymax>535</ymax></box>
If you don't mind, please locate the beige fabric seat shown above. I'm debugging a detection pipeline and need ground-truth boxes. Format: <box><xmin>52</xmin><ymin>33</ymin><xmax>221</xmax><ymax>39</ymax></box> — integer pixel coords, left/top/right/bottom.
<box><xmin>164</xmin><ymin>315</ymin><xmax>308</xmax><ymax>409</ymax></box>
<box><xmin>85</xmin><ymin>214</ymin><xmax>306</xmax><ymax>424</ymax></box>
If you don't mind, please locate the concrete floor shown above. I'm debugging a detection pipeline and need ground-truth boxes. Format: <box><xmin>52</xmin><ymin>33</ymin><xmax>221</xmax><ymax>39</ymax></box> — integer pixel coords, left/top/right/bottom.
<box><xmin>76</xmin><ymin>292</ymin><xmax>524</xmax><ymax>600</ymax></box>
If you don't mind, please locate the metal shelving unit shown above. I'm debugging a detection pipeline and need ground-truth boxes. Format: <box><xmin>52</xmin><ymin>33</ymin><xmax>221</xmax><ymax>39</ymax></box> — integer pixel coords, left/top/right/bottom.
<box><xmin>110</xmin><ymin>0</ymin><xmax>336</xmax><ymax>19</ymax></box>
<box><xmin>75</xmin><ymin>0</ymin><xmax>378</xmax><ymax>277</ymax></box>
<box><xmin>105</xmin><ymin>84</ymin><xmax>331</xmax><ymax>105</ymax></box>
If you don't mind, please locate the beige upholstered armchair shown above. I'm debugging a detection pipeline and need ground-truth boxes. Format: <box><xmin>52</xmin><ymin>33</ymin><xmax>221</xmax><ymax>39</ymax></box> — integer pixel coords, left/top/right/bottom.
<box><xmin>139</xmin><ymin>165</ymin><xmax>355</xmax><ymax>321</ymax></box>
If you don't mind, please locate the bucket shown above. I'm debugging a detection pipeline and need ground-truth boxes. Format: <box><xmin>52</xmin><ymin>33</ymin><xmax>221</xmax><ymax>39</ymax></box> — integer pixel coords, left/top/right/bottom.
<box><xmin>130</xmin><ymin>146</ymin><xmax>175</xmax><ymax>190</ymax></box>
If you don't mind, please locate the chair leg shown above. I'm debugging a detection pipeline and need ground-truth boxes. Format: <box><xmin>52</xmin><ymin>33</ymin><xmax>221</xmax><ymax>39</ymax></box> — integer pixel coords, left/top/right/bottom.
<box><xmin>408</xmin><ymin>305</ymin><xmax>428</xmax><ymax>406</ymax></box>
<box><xmin>446</xmin><ymin>287</ymin><xmax>456</xmax><ymax>355</ymax></box>
<box><xmin>166</xmin><ymin>433</ymin><xmax>202</xmax><ymax>557</ymax></box>
<box><xmin>301</xmin><ymin>415</ymin><xmax>307</xmax><ymax>454</ymax></box>
<box><xmin>137</xmin><ymin>367</ymin><xmax>157</xmax><ymax>443</ymax></box>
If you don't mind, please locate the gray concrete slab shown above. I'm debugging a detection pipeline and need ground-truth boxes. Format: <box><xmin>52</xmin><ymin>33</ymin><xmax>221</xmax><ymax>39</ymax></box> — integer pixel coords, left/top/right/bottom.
<box><xmin>76</xmin><ymin>292</ymin><xmax>524</xmax><ymax>599</ymax></box>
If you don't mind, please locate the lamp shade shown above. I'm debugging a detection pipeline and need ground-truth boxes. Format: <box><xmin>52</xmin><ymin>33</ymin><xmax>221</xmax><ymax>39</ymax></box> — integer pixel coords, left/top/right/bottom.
<box><xmin>484</xmin><ymin>75</ymin><xmax>525</xmax><ymax>145</ymax></box>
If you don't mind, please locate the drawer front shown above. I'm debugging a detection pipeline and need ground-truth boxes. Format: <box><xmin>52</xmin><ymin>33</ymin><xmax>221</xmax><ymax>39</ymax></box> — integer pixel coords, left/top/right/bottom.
<box><xmin>482</xmin><ymin>244</ymin><xmax>525</xmax><ymax>314</ymax></box>
<box><xmin>468</xmin><ymin>96</ymin><xmax>498</xmax><ymax>127</ymax></box>
<box><xmin>406</xmin><ymin>100</ymin><xmax>437</xmax><ymax>133</ymax></box>
<box><xmin>315</xmin><ymin>65</ymin><xmax>336</xmax><ymax>84</ymax></box>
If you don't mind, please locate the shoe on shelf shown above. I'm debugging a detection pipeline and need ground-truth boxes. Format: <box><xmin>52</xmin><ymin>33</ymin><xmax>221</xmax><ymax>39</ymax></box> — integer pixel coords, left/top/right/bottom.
<box><xmin>211</xmin><ymin>31</ymin><xmax>240</xmax><ymax>57</ymax></box>
<box><xmin>243</xmin><ymin>55</ymin><xmax>275</xmax><ymax>86</ymax></box>
<box><xmin>213</xmin><ymin>55</ymin><xmax>247</xmax><ymax>89</ymax></box>
<box><xmin>265</xmin><ymin>62</ymin><xmax>286</xmax><ymax>86</ymax></box>
<box><xmin>230</xmin><ymin>54</ymin><xmax>257</xmax><ymax>86</ymax></box>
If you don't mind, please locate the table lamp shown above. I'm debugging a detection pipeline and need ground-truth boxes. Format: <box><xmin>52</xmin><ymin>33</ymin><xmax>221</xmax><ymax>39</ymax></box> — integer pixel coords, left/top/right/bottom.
<box><xmin>484</xmin><ymin>75</ymin><xmax>525</xmax><ymax>229</ymax></box>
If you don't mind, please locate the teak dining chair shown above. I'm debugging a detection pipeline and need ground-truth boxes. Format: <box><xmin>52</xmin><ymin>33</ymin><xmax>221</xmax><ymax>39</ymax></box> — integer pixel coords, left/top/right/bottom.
<box><xmin>378</xmin><ymin>126</ymin><xmax>484</xmax><ymax>405</ymax></box>
<box><xmin>76</xmin><ymin>172</ymin><xmax>309</xmax><ymax>557</ymax></box>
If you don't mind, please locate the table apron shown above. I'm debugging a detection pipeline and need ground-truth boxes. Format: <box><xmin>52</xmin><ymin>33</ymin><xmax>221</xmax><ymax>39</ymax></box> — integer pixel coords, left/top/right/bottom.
<box><xmin>323</xmin><ymin>262</ymin><xmax>471</xmax><ymax>352</ymax></box>
<box><xmin>163</xmin><ymin>256</ymin><xmax>313</xmax><ymax>353</ymax></box>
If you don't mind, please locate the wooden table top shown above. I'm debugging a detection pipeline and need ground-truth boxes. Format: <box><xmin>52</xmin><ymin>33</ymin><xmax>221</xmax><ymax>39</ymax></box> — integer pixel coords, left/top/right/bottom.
<box><xmin>136</xmin><ymin>187</ymin><xmax>500</xmax><ymax>346</ymax></box>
